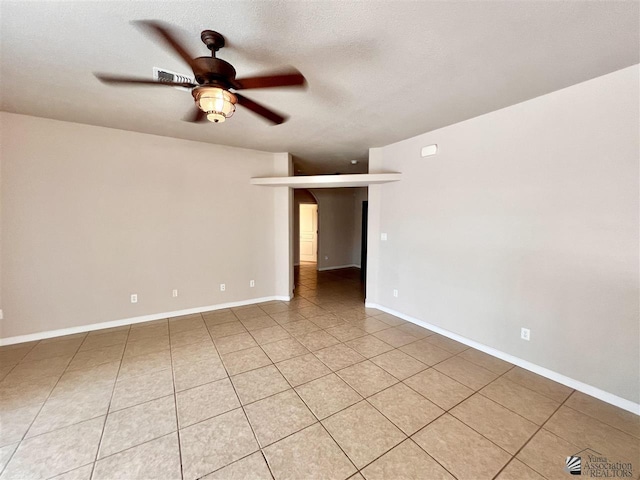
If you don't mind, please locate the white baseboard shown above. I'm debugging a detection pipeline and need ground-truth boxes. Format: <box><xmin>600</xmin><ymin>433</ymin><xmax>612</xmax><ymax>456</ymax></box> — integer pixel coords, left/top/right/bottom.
<box><xmin>0</xmin><ymin>295</ymin><xmax>292</xmax><ymax>346</ymax></box>
<box><xmin>365</xmin><ymin>302</ymin><xmax>640</xmax><ymax>416</ymax></box>
<box><xmin>318</xmin><ymin>264</ymin><xmax>360</xmax><ymax>271</ymax></box>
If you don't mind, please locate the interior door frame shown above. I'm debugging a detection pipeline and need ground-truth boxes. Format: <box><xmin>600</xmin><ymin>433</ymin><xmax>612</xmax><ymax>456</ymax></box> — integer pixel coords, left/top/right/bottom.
<box><xmin>294</xmin><ymin>189</ymin><xmax>320</xmax><ymax>271</ymax></box>
<box><xmin>299</xmin><ymin>202</ymin><xmax>318</xmax><ymax>264</ymax></box>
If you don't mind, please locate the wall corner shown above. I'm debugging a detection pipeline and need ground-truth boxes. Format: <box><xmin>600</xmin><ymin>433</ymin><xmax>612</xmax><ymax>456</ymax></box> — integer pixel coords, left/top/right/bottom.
<box><xmin>365</xmin><ymin>147</ymin><xmax>383</xmax><ymax>303</ymax></box>
<box><xmin>273</xmin><ymin>153</ymin><xmax>294</xmax><ymax>298</ymax></box>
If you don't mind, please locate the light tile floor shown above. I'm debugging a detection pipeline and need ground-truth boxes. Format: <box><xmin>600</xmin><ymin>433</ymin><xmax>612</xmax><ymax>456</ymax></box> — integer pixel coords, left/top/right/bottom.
<box><xmin>0</xmin><ymin>265</ymin><xmax>638</xmax><ymax>479</ymax></box>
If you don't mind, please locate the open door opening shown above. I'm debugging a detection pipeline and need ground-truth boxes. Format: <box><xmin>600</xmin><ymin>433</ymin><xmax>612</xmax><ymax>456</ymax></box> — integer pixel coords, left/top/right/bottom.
<box><xmin>294</xmin><ymin>189</ymin><xmax>319</xmax><ymax>268</ymax></box>
<box><xmin>299</xmin><ymin>203</ymin><xmax>318</xmax><ymax>264</ymax></box>
<box><xmin>292</xmin><ymin>187</ymin><xmax>367</xmax><ymax>302</ymax></box>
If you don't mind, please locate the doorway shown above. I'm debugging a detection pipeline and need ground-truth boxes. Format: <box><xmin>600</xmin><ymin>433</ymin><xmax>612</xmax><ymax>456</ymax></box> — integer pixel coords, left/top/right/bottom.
<box><xmin>291</xmin><ymin>187</ymin><xmax>367</xmax><ymax>299</ymax></box>
<box><xmin>299</xmin><ymin>203</ymin><xmax>318</xmax><ymax>263</ymax></box>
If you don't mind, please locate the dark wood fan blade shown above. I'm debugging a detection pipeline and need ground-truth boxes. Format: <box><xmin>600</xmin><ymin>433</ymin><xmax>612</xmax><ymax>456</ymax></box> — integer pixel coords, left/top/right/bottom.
<box><xmin>235</xmin><ymin>93</ymin><xmax>287</xmax><ymax>125</ymax></box>
<box><xmin>133</xmin><ymin>20</ymin><xmax>202</xmax><ymax>75</ymax></box>
<box><xmin>95</xmin><ymin>73</ymin><xmax>196</xmax><ymax>88</ymax></box>
<box><xmin>184</xmin><ymin>107</ymin><xmax>207</xmax><ymax>123</ymax></box>
<box><xmin>234</xmin><ymin>70</ymin><xmax>306</xmax><ymax>90</ymax></box>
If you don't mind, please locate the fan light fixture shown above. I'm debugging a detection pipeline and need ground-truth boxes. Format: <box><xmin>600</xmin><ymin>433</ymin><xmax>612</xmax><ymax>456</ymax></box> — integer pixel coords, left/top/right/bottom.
<box><xmin>193</xmin><ymin>86</ymin><xmax>237</xmax><ymax>123</ymax></box>
<box><xmin>95</xmin><ymin>22</ymin><xmax>306</xmax><ymax>125</ymax></box>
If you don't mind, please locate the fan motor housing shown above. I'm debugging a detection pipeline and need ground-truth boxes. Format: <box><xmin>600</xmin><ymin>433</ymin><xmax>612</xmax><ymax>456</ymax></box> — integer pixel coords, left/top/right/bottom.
<box><xmin>193</xmin><ymin>57</ymin><xmax>236</xmax><ymax>87</ymax></box>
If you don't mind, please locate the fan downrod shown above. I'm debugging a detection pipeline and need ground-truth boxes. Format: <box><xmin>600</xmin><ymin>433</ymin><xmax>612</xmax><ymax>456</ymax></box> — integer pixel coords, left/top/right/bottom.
<box><xmin>201</xmin><ymin>30</ymin><xmax>225</xmax><ymax>54</ymax></box>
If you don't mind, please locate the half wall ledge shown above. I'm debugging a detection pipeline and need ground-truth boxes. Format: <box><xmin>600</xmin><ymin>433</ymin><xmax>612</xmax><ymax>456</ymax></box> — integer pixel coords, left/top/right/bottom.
<box><xmin>250</xmin><ymin>173</ymin><xmax>401</xmax><ymax>188</ymax></box>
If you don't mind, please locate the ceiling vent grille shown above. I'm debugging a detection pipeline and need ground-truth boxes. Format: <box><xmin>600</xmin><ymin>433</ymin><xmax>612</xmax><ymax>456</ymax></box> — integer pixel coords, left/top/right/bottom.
<box><xmin>153</xmin><ymin>67</ymin><xmax>195</xmax><ymax>91</ymax></box>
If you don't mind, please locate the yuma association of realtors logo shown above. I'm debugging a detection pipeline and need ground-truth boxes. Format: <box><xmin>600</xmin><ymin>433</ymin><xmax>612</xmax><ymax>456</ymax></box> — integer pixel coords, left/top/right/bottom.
<box><xmin>564</xmin><ymin>448</ymin><xmax>633</xmax><ymax>477</ymax></box>
<box><xmin>565</xmin><ymin>455</ymin><xmax>581</xmax><ymax>475</ymax></box>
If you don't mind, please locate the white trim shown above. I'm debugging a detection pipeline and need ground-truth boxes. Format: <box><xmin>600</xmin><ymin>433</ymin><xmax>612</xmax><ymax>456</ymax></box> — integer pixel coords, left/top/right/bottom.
<box><xmin>0</xmin><ymin>295</ymin><xmax>292</xmax><ymax>346</ymax></box>
<box><xmin>365</xmin><ymin>302</ymin><xmax>640</xmax><ymax>416</ymax></box>
<box><xmin>318</xmin><ymin>264</ymin><xmax>360</xmax><ymax>271</ymax></box>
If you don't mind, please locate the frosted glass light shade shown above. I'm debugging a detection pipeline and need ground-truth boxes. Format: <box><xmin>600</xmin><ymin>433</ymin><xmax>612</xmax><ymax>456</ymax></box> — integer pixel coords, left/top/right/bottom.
<box><xmin>193</xmin><ymin>87</ymin><xmax>237</xmax><ymax>123</ymax></box>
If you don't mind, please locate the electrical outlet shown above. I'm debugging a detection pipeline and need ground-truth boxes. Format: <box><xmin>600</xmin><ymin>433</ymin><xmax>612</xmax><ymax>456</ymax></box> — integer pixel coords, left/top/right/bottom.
<box><xmin>381</xmin><ymin>233</ymin><xmax>388</xmax><ymax>241</ymax></box>
<box><xmin>130</xmin><ymin>294</ymin><xmax>138</xmax><ymax>304</ymax></box>
<box><xmin>172</xmin><ymin>289</ymin><xmax>178</xmax><ymax>298</ymax></box>
<box><xmin>393</xmin><ymin>289</ymin><xmax>398</xmax><ymax>298</ymax></box>
<box><xmin>324</xmin><ymin>256</ymin><xmax>329</xmax><ymax>260</ymax></box>
<box><xmin>0</xmin><ymin>309</ymin><xmax>3</xmax><ymax>320</ymax></box>
<box><xmin>521</xmin><ymin>327</ymin><xmax>530</xmax><ymax>341</ymax></box>
<box><xmin>250</xmin><ymin>280</ymin><xmax>255</xmax><ymax>287</ymax></box>
<box><xmin>220</xmin><ymin>284</ymin><xmax>226</xmax><ymax>292</ymax></box>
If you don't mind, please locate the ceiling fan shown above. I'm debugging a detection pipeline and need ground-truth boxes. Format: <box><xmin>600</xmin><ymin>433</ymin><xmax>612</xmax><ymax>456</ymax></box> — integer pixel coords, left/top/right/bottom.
<box><xmin>95</xmin><ymin>21</ymin><xmax>306</xmax><ymax>125</ymax></box>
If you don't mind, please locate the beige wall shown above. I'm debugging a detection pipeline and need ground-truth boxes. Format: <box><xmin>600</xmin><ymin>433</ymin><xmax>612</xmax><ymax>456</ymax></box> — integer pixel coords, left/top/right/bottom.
<box><xmin>367</xmin><ymin>65</ymin><xmax>639</xmax><ymax>403</ymax></box>
<box><xmin>309</xmin><ymin>188</ymin><xmax>365</xmax><ymax>271</ymax></box>
<box><xmin>1</xmin><ymin>113</ymin><xmax>281</xmax><ymax>339</ymax></box>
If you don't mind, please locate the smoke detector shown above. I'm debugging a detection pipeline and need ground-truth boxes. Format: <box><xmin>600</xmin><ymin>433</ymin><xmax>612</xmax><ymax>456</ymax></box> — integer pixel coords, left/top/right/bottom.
<box><xmin>421</xmin><ymin>144</ymin><xmax>438</xmax><ymax>157</ymax></box>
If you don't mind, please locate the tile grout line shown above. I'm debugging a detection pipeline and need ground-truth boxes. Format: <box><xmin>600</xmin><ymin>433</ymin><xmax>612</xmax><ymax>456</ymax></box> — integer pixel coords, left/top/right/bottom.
<box><xmin>88</xmin><ymin>325</ymin><xmax>132</xmax><ymax>480</ymax></box>
<box><xmin>6</xmin><ymin>330</ymin><xmax>131</xmax><ymax>478</ymax></box>
<box><xmin>4</xmin><ymin>354</ymin><xmax>154</xmax><ymax>444</ymax></box>
<box><xmin>0</xmin><ymin>362</ymin><xmax>18</xmax><ymax>383</ymax></box>
<box><xmin>0</xmin><ymin>340</ymin><xmax>39</xmax><ymax>381</ymax></box>
<box><xmin>243</xmin><ymin>303</ymin><xmax>421</xmax><ymax>477</ymax></box>
<box><xmin>408</xmin><ymin>355</ymin><xmax>536</xmax><ymax>477</ymax></box>
<box><xmin>257</xmin><ymin>450</ymin><xmax>275</xmax><ymax>480</ymax></box>
<box><xmin>62</xmin><ymin>396</ymin><xmax>175</xmax><ymax>464</ymax></box>
<box><xmin>0</xmin><ymin>332</ymin><xmax>90</xmax><ymax>477</ymax></box>
<box><xmin>490</xmin><ymin>389</ymin><xmax>574</xmax><ymax>480</ymax></box>
<box><xmin>192</xmin><ymin>449</ymin><xmax>271</xmax><ymax>480</ymax></box>
<box><xmin>321</xmin><ymin>341</ymin><xmax>509</xmax><ymax>438</ymax></box>
<box><xmin>560</xmin><ymin>401</ymin><xmax>640</xmax><ymax>440</ymax></box>
<box><xmin>198</xmin><ymin>310</ymin><xmax>275</xmax><ymax>478</ymax></box>
<box><xmin>330</xmin><ymin>353</ymin><xmax>456</xmax><ymax>478</ymax></box>
<box><xmin>168</xmin><ymin>315</ymin><xmax>192</xmax><ymax>480</ymax></box>
<box><xmin>200</xmin><ymin>306</ymin><xmax>278</xmax><ymax>480</ymax></box>
<box><xmin>291</xmin><ymin>272</ymin><xmax>408</xmax><ymax>477</ymax></box>
<box><xmin>475</xmin><ymin>387</ymin><xmax>556</xmax><ymax>428</ymax></box>
<box><xmin>392</xmin><ymin>355</ymin><xmax>522</xmax><ymax>478</ymax></box>
<box><xmin>421</xmin><ymin>349</ymin><xmax>534</xmax><ymax>418</ymax></box>
<box><xmin>259</xmin><ymin>342</ymin><xmax>361</xmax><ymax>478</ymax></box>
<box><xmin>491</xmin><ymin>367</ymin><xmax>576</xmax><ymax>405</ymax></box>
<box><xmin>332</xmin><ymin>289</ymin><xmax>445</xmax><ymax>447</ymax></box>
<box><xmin>227</xmin><ymin>299</ymin><xmax>362</xmax><ymax>477</ymax></box>
<box><xmin>0</xmin><ymin>341</ymin><xmax>41</xmax><ymax>477</ymax></box>
<box><xmin>357</xmin><ymin>436</ymin><xmax>455</xmax><ymax>480</ymax></box>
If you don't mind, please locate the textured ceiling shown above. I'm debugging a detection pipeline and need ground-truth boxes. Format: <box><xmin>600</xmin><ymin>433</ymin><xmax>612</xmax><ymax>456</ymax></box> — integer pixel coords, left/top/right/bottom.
<box><xmin>1</xmin><ymin>1</ymin><xmax>638</xmax><ymax>174</ymax></box>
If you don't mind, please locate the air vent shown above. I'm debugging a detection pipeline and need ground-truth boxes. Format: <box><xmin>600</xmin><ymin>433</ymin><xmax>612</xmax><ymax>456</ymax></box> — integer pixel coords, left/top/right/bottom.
<box><xmin>153</xmin><ymin>67</ymin><xmax>195</xmax><ymax>92</ymax></box>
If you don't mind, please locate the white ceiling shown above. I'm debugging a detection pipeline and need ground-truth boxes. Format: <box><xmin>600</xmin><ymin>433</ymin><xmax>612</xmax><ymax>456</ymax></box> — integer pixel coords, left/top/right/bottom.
<box><xmin>1</xmin><ymin>1</ymin><xmax>638</xmax><ymax>174</ymax></box>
